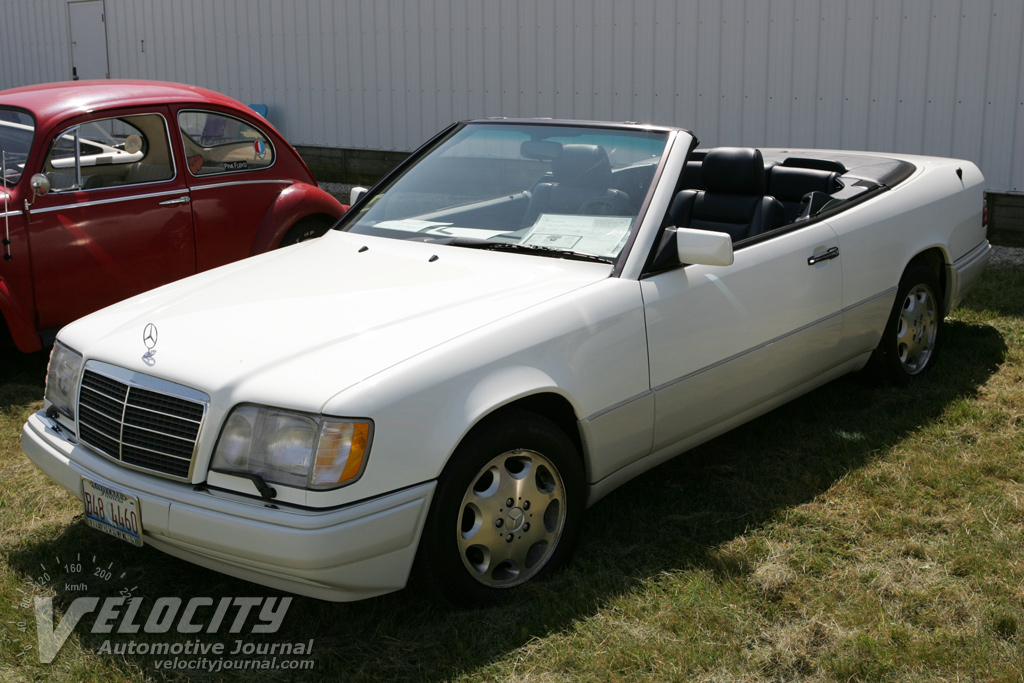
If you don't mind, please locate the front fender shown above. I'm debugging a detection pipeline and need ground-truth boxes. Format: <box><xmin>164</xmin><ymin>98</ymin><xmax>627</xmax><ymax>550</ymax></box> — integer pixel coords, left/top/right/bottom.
<box><xmin>250</xmin><ymin>183</ymin><xmax>346</xmax><ymax>254</ymax></box>
<box><xmin>410</xmin><ymin>366</ymin><xmax>581</xmax><ymax>483</ymax></box>
<box><xmin>388</xmin><ymin>366</ymin><xmax>584</xmax><ymax>485</ymax></box>
<box><xmin>460</xmin><ymin>366</ymin><xmax>578</xmax><ymax>439</ymax></box>
<box><xmin>0</xmin><ymin>276</ymin><xmax>40</xmax><ymax>352</ymax></box>
<box><xmin>316</xmin><ymin>276</ymin><xmax>648</xmax><ymax>507</ymax></box>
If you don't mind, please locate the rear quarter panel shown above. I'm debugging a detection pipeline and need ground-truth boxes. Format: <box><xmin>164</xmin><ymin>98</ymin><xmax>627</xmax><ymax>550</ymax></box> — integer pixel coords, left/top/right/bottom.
<box><xmin>249</xmin><ymin>183</ymin><xmax>346</xmax><ymax>254</ymax></box>
<box><xmin>826</xmin><ymin>157</ymin><xmax>985</xmax><ymax>313</ymax></box>
<box><xmin>186</xmin><ymin>178</ymin><xmax>285</xmax><ymax>270</ymax></box>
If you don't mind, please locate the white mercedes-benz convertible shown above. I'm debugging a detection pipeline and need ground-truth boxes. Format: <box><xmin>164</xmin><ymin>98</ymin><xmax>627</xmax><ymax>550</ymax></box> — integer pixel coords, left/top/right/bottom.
<box><xmin>23</xmin><ymin>119</ymin><xmax>990</xmax><ymax>605</ymax></box>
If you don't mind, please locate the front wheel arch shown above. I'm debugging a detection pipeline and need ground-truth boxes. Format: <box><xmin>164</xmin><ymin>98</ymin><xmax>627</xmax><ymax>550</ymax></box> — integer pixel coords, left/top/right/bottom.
<box><xmin>416</xmin><ymin>409</ymin><xmax>586</xmax><ymax>607</ymax></box>
<box><xmin>476</xmin><ymin>393</ymin><xmax>585</xmax><ymax>465</ymax></box>
<box><xmin>0</xmin><ymin>281</ymin><xmax>42</xmax><ymax>353</ymax></box>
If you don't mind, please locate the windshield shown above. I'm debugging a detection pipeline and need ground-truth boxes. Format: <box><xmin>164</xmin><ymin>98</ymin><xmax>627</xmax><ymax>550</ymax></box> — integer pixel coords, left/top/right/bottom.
<box><xmin>0</xmin><ymin>108</ymin><xmax>35</xmax><ymax>186</ymax></box>
<box><xmin>343</xmin><ymin>123</ymin><xmax>669</xmax><ymax>262</ymax></box>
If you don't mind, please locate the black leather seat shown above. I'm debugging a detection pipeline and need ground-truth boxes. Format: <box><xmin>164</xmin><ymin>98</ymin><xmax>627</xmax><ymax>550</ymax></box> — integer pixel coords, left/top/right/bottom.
<box><xmin>668</xmin><ymin>147</ymin><xmax>785</xmax><ymax>241</ymax></box>
<box><xmin>767</xmin><ymin>165</ymin><xmax>842</xmax><ymax>222</ymax></box>
<box><xmin>680</xmin><ymin>159</ymin><xmax>705</xmax><ymax>190</ymax></box>
<box><xmin>523</xmin><ymin>144</ymin><xmax>632</xmax><ymax>226</ymax></box>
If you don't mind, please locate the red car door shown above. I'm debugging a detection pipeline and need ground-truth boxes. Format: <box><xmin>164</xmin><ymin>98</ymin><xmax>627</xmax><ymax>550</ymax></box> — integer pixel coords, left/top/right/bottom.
<box><xmin>175</xmin><ymin>108</ymin><xmax>286</xmax><ymax>271</ymax></box>
<box><xmin>27</xmin><ymin>108</ymin><xmax>196</xmax><ymax>330</ymax></box>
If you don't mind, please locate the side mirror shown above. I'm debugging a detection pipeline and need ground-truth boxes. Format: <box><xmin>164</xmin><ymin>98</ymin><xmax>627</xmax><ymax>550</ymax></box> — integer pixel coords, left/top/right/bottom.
<box><xmin>30</xmin><ymin>173</ymin><xmax>50</xmax><ymax>198</ymax></box>
<box><xmin>675</xmin><ymin>227</ymin><xmax>734</xmax><ymax>267</ymax></box>
<box><xmin>24</xmin><ymin>173</ymin><xmax>50</xmax><ymax>212</ymax></box>
<box><xmin>349</xmin><ymin>186</ymin><xmax>368</xmax><ymax>205</ymax></box>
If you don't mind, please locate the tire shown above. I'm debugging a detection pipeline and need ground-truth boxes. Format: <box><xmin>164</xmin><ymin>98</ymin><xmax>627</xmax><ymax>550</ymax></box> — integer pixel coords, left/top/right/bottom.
<box><xmin>0</xmin><ymin>318</ymin><xmax>13</xmax><ymax>352</ymax></box>
<box><xmin>278</xmin><ymin>216</ymin><xmax>335</xmax><ymax>247</ymax></box>
<box><xmin>870</xmin><ymin>261</ymin><xmax>943</xmax><ymax>383</ymax></box>
<box><xmin>417</xmin><ymin>410</ymin><xmax>585</xmax><ymax>607</ymax></box>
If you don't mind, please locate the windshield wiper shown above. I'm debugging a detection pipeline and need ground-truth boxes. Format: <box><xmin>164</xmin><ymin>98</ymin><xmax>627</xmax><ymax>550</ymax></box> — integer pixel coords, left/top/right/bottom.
<box><xmin>432</xmin><ymin>236</ymin><xmax>614</xmax><ymax>264</ymax></box>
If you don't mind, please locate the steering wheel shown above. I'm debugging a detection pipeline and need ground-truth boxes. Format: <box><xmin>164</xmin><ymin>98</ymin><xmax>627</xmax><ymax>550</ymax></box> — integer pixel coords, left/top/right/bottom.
<box><xmin>578</xmin><ymin>193</ymin><xmax>637</xmax><ymax>216</ymax></box>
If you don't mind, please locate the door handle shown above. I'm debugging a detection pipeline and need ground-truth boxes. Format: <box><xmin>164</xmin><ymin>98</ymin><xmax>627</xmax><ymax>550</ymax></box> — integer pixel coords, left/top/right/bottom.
<box><xmin>158</xmin><ymin>196</ymin><xmax>191</xmax><ymax>206</ymax></box>
<box><xmin>807</xmin><ymin>246</ymin><xmax>839</xmax><ymax>266</ymax></box>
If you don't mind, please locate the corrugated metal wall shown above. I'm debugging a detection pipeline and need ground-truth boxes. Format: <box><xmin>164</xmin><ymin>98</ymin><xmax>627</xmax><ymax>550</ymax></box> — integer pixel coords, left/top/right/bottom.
<box><xmin>0</xmin><ymin>0</ymin><xmax>72</xmax><ymax>86</ymax></box>
<box><xmin>2</xmin><ymin>0</ymin><xmax>1022</xmax><ymax>191</ymax></box>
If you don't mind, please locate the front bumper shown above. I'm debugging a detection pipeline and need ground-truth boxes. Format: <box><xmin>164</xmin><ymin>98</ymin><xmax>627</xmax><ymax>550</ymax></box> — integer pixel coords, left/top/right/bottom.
<box><xmin>21</xmin><ymin>411</ymin><xmax>435</xmax><ymax>602</ymax></box>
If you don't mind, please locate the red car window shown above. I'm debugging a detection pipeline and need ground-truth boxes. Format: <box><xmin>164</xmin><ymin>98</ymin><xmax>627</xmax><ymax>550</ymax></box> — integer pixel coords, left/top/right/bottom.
<box><xmin>177</xmin><ymin>110</ymin><xmax>275</xmax><ymax>176</ymax></box>
<box><xmin>43</xmin><ymin>114</ymin><xmax>174</xmax><ymax>191</ymax></box>
<box><xmin>0</xmin><ymin>108</ymin><xmax>35</xmax><ymax>184</ymax></box>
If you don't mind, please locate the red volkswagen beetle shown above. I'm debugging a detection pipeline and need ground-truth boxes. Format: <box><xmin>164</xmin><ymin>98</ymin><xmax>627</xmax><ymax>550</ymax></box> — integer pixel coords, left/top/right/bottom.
<box><xmin>0</xmin><ymin>80</ymin><xmax>346</xmax><ymax>353</ymax></box>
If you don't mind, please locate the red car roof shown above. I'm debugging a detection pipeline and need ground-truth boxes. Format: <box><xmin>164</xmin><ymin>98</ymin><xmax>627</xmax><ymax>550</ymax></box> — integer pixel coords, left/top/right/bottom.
<box><xmin>0</xmin><ymin>80</ymin><xmax>249</xmax><ymax>127</ymax></box>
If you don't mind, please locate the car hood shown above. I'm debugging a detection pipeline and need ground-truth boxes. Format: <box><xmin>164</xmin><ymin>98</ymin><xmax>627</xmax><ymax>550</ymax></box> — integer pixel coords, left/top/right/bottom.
<box><xmin>64</xmin><ymin>230</ymin><xmax>611</xmax><ymax>411</ymax></box>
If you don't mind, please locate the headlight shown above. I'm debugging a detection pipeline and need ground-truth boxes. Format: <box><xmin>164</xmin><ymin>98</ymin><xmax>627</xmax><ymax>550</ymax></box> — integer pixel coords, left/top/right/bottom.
<box><xmin>211</xmin><ymin>405</ymin><xmax>372</xmax><ymax>491</ymax></box>
<box><xmin>45</xmin><ymin>342</ymin><xmax>83</xmax><ymax>420</ymax></box>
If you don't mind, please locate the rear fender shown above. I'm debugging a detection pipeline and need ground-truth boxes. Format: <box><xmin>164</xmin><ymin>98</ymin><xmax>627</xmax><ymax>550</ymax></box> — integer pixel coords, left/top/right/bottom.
<box><xmin>250</xmin><ymin>183</ymin><xmax>347</xmax><ymax>254</ymax></box>
<box><xmin>0</xmin><ymin>277</ymin><xmax>40</xmax><ymax>352</ymax></box>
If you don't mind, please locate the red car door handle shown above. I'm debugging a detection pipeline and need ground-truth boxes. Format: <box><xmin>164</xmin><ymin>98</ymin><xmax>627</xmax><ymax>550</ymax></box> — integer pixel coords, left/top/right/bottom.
<box><xmin>158</xmin><ymin>196</ymin><xmax>191</xmax><ymax>206</ymax></box>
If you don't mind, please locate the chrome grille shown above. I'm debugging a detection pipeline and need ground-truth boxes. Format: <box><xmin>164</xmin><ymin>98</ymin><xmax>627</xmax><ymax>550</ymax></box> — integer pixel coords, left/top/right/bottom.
<box><xmin>77</xmin><ymin>369</ymin><xmax>206</xmax><ymax>479</ymax></box>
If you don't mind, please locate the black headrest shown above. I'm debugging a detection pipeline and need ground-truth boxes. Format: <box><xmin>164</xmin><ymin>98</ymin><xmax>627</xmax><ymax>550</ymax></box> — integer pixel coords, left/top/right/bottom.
<box><xmin>701</xmin><ymin>147</ymin><xmax>766</xmax><ymax>195</ymax></box>
<box><xmin>553</xmin><ymin>144</ymin><xmax>612</xmax><ymax>187</ymax></box>
<box><xmin>781</xmin><ymin>156</ymin><xmax>847</xmax><ymax>174</ymax></box>
<box><xmin>680</xmin><ymin>160</ymin><xmax>704</xmax><ymax>190</ymax></box>
<box><xmin>767</xmin><ymin>166</ymin><xmax>841</xmax><ymax>201</ymax></box>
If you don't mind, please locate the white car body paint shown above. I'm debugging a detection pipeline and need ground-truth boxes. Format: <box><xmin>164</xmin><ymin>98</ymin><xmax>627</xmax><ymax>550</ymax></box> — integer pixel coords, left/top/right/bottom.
<box><xmin>22</xmin><ymin>121</ymin><xmax>990</xmax><ymax>601</ymax></box>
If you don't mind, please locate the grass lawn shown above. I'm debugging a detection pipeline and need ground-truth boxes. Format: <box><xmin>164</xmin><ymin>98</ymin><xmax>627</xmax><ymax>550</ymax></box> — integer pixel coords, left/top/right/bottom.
<box><xmin>1</xmin><ymin>263</ymin><xmax>1022</xmax><ymax>682</ymax></box>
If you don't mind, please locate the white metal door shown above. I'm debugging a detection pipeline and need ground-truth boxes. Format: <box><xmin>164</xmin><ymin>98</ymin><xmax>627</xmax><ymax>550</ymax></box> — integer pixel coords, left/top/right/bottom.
<box><xmin>68</xmin><ymin>1</ymin><xmax>108</xmax><ymax>80</ymax></box>
<box><xmin>641</xmin><ymin>224</ymin><xmax>844</xmax><ymax>452</ymax></box>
